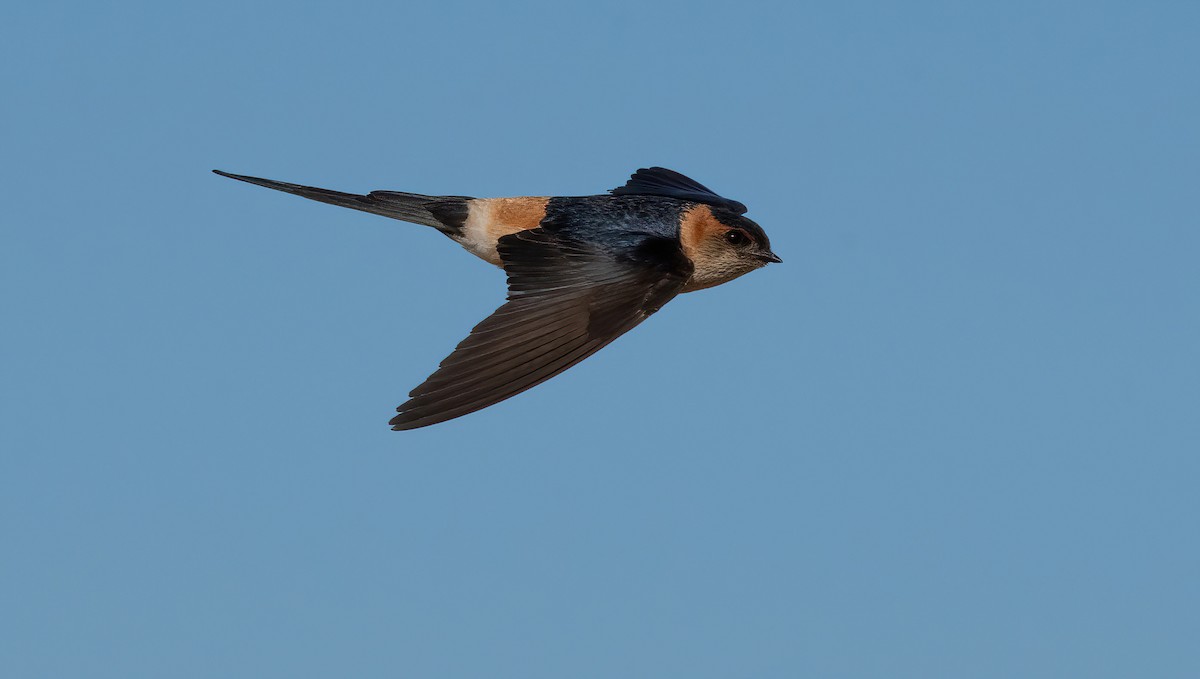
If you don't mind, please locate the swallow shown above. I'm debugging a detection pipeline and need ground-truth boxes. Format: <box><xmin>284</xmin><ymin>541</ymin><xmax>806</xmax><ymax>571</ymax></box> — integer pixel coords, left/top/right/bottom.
<box><xmin>213</xmin><ymin>167</ymin><xmax>781</xmax><ymax>430</ymax></box>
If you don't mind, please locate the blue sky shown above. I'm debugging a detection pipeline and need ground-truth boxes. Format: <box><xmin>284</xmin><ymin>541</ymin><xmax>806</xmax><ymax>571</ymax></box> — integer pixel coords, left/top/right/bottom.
<box><xmin>2</xmin><ymin>2</ymin><xmax>1198</xmax><ymax>677</ymax></box>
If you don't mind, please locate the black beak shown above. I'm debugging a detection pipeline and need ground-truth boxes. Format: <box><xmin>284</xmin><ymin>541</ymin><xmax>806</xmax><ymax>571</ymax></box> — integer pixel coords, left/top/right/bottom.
<box><xmin>756</xmin><ymin>251</ymin><xmax>783</xmax><ymax>264</ymax></box>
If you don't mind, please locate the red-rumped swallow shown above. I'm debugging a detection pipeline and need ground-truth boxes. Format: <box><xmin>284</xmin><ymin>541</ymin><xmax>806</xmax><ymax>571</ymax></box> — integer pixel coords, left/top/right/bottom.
<box><xmin>214</xmin><ymin>167</ymin><xmax>781</xmax><ymax>430</ymax></box>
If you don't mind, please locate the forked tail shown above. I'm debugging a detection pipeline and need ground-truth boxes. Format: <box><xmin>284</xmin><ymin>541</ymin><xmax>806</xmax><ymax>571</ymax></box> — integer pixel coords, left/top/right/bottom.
<box><xmin>213</xmin><ymin>170</ymin><xmax>471</xmax><ymax>236</ymax></box>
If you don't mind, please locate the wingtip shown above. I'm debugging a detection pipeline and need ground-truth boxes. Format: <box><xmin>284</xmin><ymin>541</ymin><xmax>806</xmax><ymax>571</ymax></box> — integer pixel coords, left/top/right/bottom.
<box><xmin>389</xmin><ymin>412</ymin><xmax>418</xmax><ymax>431</ymax></box>
<box><xmin>389</xmin><ymin>418</ymin><xmax>423</xmax><ymax>432</ymax></box>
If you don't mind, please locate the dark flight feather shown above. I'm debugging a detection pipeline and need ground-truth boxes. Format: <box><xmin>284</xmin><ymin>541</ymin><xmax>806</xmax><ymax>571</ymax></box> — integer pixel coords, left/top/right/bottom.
<box><xmin>611</xmin><ymin>167</ymin><xmax>748</xmax><ymax>215</ymax></box>
<box><xmin>389</xmin><ymin>228</ymin><xmax>692</xmax><ymax>430</ymax></box>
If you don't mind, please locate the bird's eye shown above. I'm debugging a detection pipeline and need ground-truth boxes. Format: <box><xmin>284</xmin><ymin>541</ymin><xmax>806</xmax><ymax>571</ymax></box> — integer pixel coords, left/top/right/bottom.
<box><xmin>725</xmin><ymin>230</ymin><xmax>749</xmax><ymax>246</ymax></box>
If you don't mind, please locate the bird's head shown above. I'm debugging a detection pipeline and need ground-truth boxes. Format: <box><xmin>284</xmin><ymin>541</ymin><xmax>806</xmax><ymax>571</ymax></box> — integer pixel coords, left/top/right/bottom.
<box><xmin>680</xmin><ymin>205</ymin><xmax>781</xmax><ymax>291</ymax></box>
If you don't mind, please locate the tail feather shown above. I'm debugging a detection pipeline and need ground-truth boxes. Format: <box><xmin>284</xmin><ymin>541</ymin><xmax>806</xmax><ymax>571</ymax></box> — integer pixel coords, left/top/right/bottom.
<box><xmin>213</xmin><ymin>170</ymin><xmax>471</xmax><ymax>235</ymax></box>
